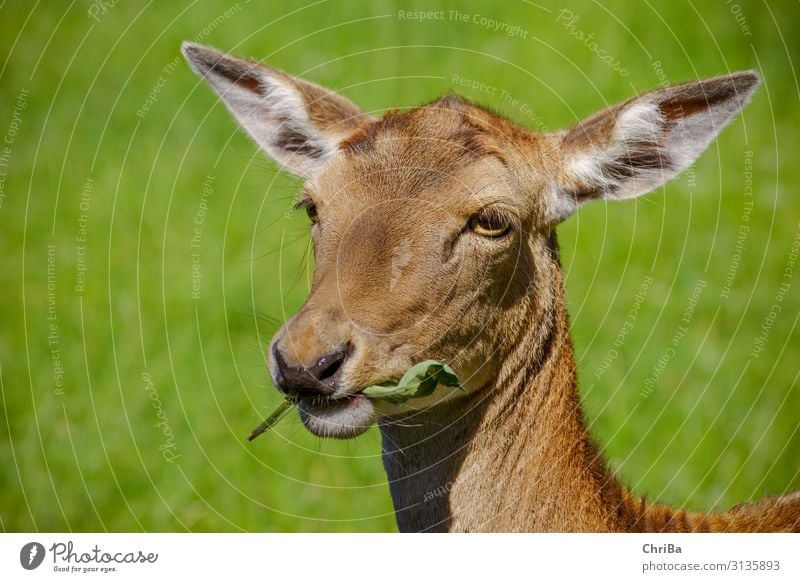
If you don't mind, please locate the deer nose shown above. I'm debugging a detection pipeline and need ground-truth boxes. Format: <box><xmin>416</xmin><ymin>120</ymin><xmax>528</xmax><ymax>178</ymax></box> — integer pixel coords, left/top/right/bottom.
<box><xmin>272</xmin><ymin>343</ymin><xmax>349</xmax><ymax>398</ymax></box>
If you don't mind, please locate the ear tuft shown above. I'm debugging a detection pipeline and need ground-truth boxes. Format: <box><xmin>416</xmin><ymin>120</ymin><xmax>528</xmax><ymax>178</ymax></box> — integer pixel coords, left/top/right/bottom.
<box><xmin>552</xmin><ymin>71</ymin><xmax>761</xmax><ymax>221</ymax></box>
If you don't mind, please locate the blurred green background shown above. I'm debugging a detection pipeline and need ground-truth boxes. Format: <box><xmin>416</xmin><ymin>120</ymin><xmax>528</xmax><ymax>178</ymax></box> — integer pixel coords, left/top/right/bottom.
<box><xmin>1</xmin><ymin>0</ymin><xmax>798</xmax><ymax>532</ymax></box>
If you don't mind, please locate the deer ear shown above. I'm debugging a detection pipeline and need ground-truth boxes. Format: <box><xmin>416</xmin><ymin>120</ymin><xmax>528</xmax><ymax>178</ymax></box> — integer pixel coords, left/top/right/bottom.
<box><xmin>181</xmin><ymin>42</ymin><xmax>373</xmax><ymax>177</ymax></box>
<box><xmin>548</xmin><ymin>71</ymin><xmax>761</xmax><ymax>223</ymax></box>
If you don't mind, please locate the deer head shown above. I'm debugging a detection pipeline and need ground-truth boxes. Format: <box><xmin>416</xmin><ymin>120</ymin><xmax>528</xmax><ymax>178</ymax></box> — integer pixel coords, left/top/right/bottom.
<box><xmin>183</xmin><ymin>43</ymin><xmax>759</xmax><ymax>440</ymax></box>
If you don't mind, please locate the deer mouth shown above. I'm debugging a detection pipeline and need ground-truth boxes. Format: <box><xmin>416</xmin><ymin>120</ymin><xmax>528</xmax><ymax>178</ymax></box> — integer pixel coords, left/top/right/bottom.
<box><xmin>296</xmin><ymin>392</ymin><xmax>376</xmax><ymax>439</ymax></box>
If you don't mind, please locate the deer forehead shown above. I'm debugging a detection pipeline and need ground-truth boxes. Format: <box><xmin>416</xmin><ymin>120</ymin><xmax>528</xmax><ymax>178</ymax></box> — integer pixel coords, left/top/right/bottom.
<box><xmin>308</xmin><ymin>100</ymin><xmax>534</xmax><ymax>217</ymax></box>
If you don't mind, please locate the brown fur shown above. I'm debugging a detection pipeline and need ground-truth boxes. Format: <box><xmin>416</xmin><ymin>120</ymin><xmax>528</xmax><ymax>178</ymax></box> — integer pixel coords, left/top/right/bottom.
<box><xmin>382</xmin><ymin>253</ymin><xmax>800</xmax><ymax>531</ymax></box>
<box><xmin>182</xmin><ymin>44</ymin><xmax>797</xmax><ymax>531</ymax></box>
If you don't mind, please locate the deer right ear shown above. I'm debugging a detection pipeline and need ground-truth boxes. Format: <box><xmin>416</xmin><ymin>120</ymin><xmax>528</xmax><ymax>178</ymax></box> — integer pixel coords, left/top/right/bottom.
<box><xmin>181</xmin><ymin>42</ymin><xmax>373</xmax><ymax>177</ymax></box>
<box><xmin>546</xmin><ymin>71</ymin><xmax>761</xmax><ymax>224</ymax></box>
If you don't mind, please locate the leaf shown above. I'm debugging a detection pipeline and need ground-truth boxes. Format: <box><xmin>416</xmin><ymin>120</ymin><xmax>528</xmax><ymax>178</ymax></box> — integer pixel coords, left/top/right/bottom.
<box><xmin>248</xmin><ymin>360</ymin><xmax>463</xmax><ymax>441</ymax></box>
<box><xmin>362</xmin><ymin>360</ymin><xmax>463</xmax><ymax>404</ymax></box>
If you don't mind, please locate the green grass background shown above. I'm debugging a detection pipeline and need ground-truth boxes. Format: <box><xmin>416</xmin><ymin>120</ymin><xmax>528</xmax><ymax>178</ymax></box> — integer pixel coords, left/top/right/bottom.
<box><xmin>1</xmin><ymin>0</ymin><xmax>798</xmax><ymax>532</ymax></box>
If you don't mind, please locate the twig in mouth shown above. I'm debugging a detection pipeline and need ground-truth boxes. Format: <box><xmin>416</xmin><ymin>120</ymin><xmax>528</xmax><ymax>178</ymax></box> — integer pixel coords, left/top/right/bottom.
<box><xmin>247</xmin><ymin>360</ymin><xmax>462</xmax><ymax>441</ymax></box>
<box><xmin>247</xmin><ymin>399</ymin><xmax>293</xmax><ymax>441</ymax></box>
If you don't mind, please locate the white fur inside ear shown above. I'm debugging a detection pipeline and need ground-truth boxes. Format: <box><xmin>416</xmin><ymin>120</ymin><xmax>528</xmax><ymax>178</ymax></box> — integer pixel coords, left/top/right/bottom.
<box><xmin>564</xmin><ymin>100</ymin><xmax>672</xmax><ymax>201</ymax></box>
<box><xmin>616</xmin><ymin>101</ymin><xmax>664</xmax><ymax>143</ymax></box>
<box><xmin>208</xmin><ymin>70</ymin><xmax>338</xmax><ymax>177</ymax></box>
<box><xmin>182</xmin><ymin>43</ymin><xmax>347</xmax><ymax>178</ymax></box>
<box><xmin>558</xmin><ymin>73</ymin><xmax>759</xmax><ymax>208</ymax></box>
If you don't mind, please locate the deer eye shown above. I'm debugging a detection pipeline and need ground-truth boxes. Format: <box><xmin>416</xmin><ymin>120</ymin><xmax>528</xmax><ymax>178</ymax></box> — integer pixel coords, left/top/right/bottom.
<box><xmin>305</xmin><ymin>202</ymin><xmax>319</xmax><ymax>224</ymax></box>
<box><xmin>468</xmin><ymin>209</ymin><xmax>512</xmax><ymax>238</ymax></box>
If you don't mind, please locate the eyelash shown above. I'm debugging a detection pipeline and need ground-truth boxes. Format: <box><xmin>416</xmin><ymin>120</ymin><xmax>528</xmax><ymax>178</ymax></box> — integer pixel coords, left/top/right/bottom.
<box><xmin>295</xmin><ymin>197</ymin><xmax>319</xmax><ymax>224</ymax></box>
<box><xmin>467</xmin><ymin>208</ymin><xmax>514</xmax><ymax>238</ymax></box>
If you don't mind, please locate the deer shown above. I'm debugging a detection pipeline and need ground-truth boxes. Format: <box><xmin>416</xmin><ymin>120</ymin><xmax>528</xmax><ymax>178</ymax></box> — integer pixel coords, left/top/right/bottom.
<box><xmin>182</xmin><ymin>42</ymin><xmax>800</xmax><ymax>532</ymax></box>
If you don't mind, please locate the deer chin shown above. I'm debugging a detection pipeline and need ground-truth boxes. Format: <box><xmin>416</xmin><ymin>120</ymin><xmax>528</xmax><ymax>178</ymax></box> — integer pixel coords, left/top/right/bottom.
<box><xmin>297</xmin><ymin>393</ymin><xmax>376</xmax><ymax>438</ymax></box>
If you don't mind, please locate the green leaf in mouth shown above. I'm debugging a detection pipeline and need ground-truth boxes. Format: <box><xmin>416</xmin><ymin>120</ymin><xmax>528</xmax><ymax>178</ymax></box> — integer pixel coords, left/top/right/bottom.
<box><xmin>361</xmin><ymin>360</ymin><xmax>462</xmax><ymax>404</ymax></box>
<box><xmin>247</xmin><ymin>360</ymin><xmax>462</xmax><ymax>441</ymax></box>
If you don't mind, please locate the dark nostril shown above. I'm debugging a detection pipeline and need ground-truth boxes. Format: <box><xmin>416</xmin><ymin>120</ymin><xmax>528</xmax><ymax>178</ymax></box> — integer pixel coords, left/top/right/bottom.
<box><xmin>317</xmin><ymin>357</ymin><xmax>342</xmax><ymax>381</ymax></box>
<box><xmin>272</xmin><ymin>343</ymin><xmax>350</xmax><ymax>397</ymax></box>
<box><xmin>315</xmin><ymin>346</ymin><xmax>348</xmax><ymax>381</ymax></box>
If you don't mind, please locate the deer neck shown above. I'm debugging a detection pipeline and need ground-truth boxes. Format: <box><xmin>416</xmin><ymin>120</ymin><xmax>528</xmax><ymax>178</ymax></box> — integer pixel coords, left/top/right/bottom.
<box><xmin>379</xmin><ymin>245</ymin><xmax>628</xmax><ymax>532</ymax></box>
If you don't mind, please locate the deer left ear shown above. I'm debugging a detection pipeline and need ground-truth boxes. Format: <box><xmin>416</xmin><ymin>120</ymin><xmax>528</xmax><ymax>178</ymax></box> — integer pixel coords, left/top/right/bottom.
<box><xmin>182</xmin><ymin>42</ymin><xmax>373</xmax><ymax>177</ymax></box>
<box><xmin>548</xmin><ymin>71</ymin><xmax>761</xmax><ymax>223</ymax></box>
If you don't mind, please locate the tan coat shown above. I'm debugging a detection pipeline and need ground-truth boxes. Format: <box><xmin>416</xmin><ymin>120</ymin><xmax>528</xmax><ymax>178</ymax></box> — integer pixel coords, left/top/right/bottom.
<box><xmin>184</xmin><ymin>42</ymin><xmax>799</xmax><ymax>532</ymax></box>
